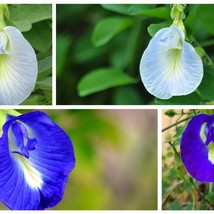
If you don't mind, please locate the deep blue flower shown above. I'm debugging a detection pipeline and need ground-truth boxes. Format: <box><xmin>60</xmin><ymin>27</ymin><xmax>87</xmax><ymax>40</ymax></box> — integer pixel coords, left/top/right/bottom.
<box><xmin>181</xmin><ymin>114</ymin><xmax>214</xmax><ymax>182</ymax></box>
<box><xmin>0</xmin><ymin>111</ymin><xmax>75</xmax><ymax>210</ymax></box>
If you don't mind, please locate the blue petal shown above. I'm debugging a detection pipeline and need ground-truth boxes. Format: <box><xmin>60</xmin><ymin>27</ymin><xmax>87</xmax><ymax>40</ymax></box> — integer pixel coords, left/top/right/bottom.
<box><xmin>0</xmin><ymin>111</ymin><xmax>75</xmax><ymax>210</ymax></box>
<box><xmin>181</xmin><ymin>114</ymin><xmax>214</xmax><ymax>182</ymax></box>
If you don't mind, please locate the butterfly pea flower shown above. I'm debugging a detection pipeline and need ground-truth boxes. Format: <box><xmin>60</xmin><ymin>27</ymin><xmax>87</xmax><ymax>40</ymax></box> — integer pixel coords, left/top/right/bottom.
<box><xmin>0</xmin><ymin>110</ymin><xmax>75</xmax><ymax>210</ymax></box>
<box><xmin>140</xmin><ymin>26</ymin><xmax>203</xmax><ymax>99</ymax></box>
<box><xmin>181</xmin><ymin>114</ymin><xmax>214</xmax><ymax>182</ymax></box>
<box><xmin>0</xmin><ymin>5</ymin><xmax>37</xmax><ymax>105</ymax></box>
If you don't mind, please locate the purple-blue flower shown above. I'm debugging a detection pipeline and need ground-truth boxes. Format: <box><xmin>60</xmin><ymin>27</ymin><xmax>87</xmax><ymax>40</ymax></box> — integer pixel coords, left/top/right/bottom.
<box><xmin>181</xmin><ymin>114</ymin><xmax>214</xmax><ymax>182</ymax></box>
<box><xmin>0</xmin><ymin>111</ymin><xmax>75</xmax><ymax>210</ymax></box>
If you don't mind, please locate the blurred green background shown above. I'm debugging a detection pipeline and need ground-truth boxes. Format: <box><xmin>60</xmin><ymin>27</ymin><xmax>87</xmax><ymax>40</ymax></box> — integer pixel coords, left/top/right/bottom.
<box><xmin>0</xmin><ymin>109</ymin><xmax>157</xmax><ymax>210</ymax></box>
<box><xmin>57</xmin><ymin>4</ymin><xmax>214</xmax><ymax>105</ymax></box>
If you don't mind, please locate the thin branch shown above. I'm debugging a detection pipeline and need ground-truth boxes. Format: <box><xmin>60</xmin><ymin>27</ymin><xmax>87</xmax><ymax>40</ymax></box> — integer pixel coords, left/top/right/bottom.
<box><xmin>162</xmin><ymin>116</ymin><xmax>193</xmax><ymax>132</ymax></box>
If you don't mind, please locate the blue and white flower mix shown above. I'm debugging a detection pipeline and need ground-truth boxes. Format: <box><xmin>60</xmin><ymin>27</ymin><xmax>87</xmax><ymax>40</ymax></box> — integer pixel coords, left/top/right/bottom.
<box><xmin>0</xmin><ymin>110</ymin><xmax>75</xmax><ymax>210</ymax></box>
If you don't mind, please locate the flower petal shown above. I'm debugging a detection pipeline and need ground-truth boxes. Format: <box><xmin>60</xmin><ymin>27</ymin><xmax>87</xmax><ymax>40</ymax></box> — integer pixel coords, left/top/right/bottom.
<box><xmin>0</xmin><ymin>111</ymin><xmax>75</xmax><ymax>209</ymax></box>
<box><xmin>140</xmin><ymin>27</ymin><xmax>203</xmax><ymax>99</ymax></box>
<box><xmin>181</xmin><ymin>114</ymin><xmax>214</xmax><ymax>182</ymax></box>
<box><xmin>0</xmin><ymin>26</ymin><xmax>38</xmax><ymax>105</ymax></box>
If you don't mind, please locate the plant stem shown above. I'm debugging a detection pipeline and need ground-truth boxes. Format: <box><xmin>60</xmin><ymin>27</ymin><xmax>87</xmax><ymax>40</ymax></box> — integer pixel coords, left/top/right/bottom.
<box><xmin>192</xmin><ymin>109</ymin><xmax>197</xmax><ymax>116</ymax></box>
<box><xmin>162</xmin><ymin>116</ymin><xmax>193</xmax><ymax>132</ymax></box>
<box><xmin>209</xmin><ymin>183</ymin><xmax>213</xmax><ymax>193</ymax></box>
<box><xmin>200</xmin><ymin>39</ymin><xmax>214</xmax><ymax>47</ymax></box>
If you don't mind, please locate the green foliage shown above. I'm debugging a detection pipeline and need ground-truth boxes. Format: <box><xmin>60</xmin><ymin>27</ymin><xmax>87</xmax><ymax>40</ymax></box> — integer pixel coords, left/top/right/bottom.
<box><xmin>162</xmin><ymin>109</ymin><xmax>214</xmax><ymax>210</ymax></box>
<box><xmin>6</xmin><ymin>4</ymin><xmax>52</xmax><ymax>105</ymax></box>
<box><xmin>148</xmin><ymin>22</ymin><xmax>170</xmax><ymax>37</ymax></box>
<box><xmin>57</xmin><ymin>4</ymin><xmax>214</xmax><ymax>105</ymax></box>
<box><xmin>198</xmin><ymin>5</ymin><xmax>214</xmax><ymax>35</ymax></box>
<box><xmin>156</xmin><ymin>92</ymin><xmax>204</xmax><ymax>105</ymax></box>
<box><xmin>78</xmin><ymin>68</ymin><xmax>136</xmax><ymax>96</ymax></box>
<box><xmin>8</xmin><ymin>4</ymin><xmax>51</xmax><ymax>32</ymax></box>
<box><xmin>92</xmin><ymin>17</ymin><xmax>134</xmax><ymax>47</ymax></box>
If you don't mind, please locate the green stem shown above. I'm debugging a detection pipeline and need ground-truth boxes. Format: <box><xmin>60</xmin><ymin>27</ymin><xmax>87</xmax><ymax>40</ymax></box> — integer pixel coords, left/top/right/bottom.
<box><xmin>209</xmin><ymin>183</ymin><xmax>213</xmax><ymax>193</ymax></box>
<box><xmin>0</xmin><ymin>4</ymin><xmax>9</xmax><ymax>30</ymax></box>
<box><xmin>162</xmin><ymin>116</ymin><xmax>193</xmax><ymax>132</ymax></box>
<box><xmin>200</xmin><ymin>39</ymin><xmax>214</xmax><ymax>47</ymax></box>
<box><xmin>190</xmin><ymin>36</ymin><xmax>214</xmax><ymax>68</ymax></box>
<box><xmin>192</xmin><ymin>109</ymin><xmax>197</xmax><ymax>116</ymax></box>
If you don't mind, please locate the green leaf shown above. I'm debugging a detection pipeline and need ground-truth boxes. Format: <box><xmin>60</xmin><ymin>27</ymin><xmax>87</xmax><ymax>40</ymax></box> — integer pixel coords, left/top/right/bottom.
<box><xmin>148</xmin><ymin>22</ymin><xmax>171</xmax><ymax>37</ymax></box>
<box><xmin>184</xmin><ymin>5</ymin><xmax>199</xmax><ymax>31</ymax></box>
<box><xmin>198</xmin><ymin>68</ymin><xmax>214</xmax><ymax>101</ymax></box>
<box><xmin>23</xmin><ymin>21</ymin><xmax>52</xmax><ymax>52</ymax></box>
<box><xmin>77</xmin><ymin>68</ymin><xmax>136</xmax><ymax>96</ymax></box>
<box><xmin>21</xmin><ymin>95</ymin><xmax>40</xmax><ymax>105</ymax></box>
<box><xmin>92</xmin><ymin>17</ymin><xmax>134</xmax><ymax>47</ymax></box>
<box><xmin>9</xmin><ymin>4</ymin><xmax>52</xmax><ymax>32</ymax></box>
<box><xmin>156</xmin><ymin>92</ymin><xmax>204</xmax><ymax>105</ymax></box>
<box><xmin>198</xmin><ymin>5</ymin><xmax>214</xmax><ymax>35</ymax></box>
<box><xmin>73</xmin><ymin>31</ymin><xmax>106</xmax><ymax>63</ymax></box>
<box><xmin>37</xmin><ymin>56</ymin><xmax>52</xmax><ymax>81</ymax></box>
<box><xmin>56</xmin><ymin>35</ymin><xmax>72</xmax><ymax>76</ymax></box>
<box><xmin>164</xmin><ymin>110</ymin><xmax>177</xmax><ymax>118</ymax></box>
<box><xmin>113</xmin><ymin>86</ymin><xmax>144</xmax><ymax>105</ymax></box>
<box><xmin>36</xmin><ymin>77</ymin><xmax>52</xmax><ymax>91</ymax></box>
<box><xmin>101</xmin><ymin>4</ymin><xmax>131</xmax><ymax>15</ymax></box>
<box><xmin>128</xmin><ymin>5</ymin><xmax>170</xmax><ymax>20</ymax></box>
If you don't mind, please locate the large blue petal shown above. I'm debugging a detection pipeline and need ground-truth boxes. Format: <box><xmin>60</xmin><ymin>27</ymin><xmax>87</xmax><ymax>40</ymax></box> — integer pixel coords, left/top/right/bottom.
<box><xmin>181</xmin><ymin>114</ymin><xmax>214</xmax><ymax>182</ymax></box>
<box><xmin>0</xmin><ymin>111</ymin><xmax>75</xmax><ymax>210</ymax></box>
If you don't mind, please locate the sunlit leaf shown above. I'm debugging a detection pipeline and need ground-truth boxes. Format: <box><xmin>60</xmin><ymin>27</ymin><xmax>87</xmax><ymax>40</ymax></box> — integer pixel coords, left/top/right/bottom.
<box><xmin>23</xmin><ymin>21</ymin><xmax>52</xmax><ymax>52</ymax></box>
<box><xmin>37</xmin><ymin>56</ymin><xmax>52</xmax><ymax>81</ymax></box>
<box><xmin>9</xmin><ymin>4</ymin><xmax>52</xmax><ymax>32</ymax></box>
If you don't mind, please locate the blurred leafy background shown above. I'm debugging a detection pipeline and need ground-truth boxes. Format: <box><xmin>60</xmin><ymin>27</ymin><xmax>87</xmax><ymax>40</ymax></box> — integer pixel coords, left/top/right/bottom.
<box><xmin>162</xmin><ymin>109</ymin><xmax>214</xmax><ymax>210</ymax></box>
<box><xmin>0</xmin><ymin>109</ymin><xmax>157</xmax><ymax>210</ymax></box>
<box><xmin>57</xmin><ymin>4</ymin><xmax>214</xmax><ymax>105</ymax></box>
<box><xmin>6</xmin><ymin>4</ymin><xmax>52</xmax><ymax>105</ymax></box>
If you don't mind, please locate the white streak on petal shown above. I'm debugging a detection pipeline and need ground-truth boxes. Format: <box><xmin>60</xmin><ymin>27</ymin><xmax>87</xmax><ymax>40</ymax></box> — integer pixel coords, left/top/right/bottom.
<box><xmin>140</xmin><ymin>27</ymin><xmax>203</xmax><ymax>99</ymax></box>
<box><xmin>15</xmin><ymin>155</ymin><xmax>43</xmax><ymax>189</ymax></box>
<box><xmin>0</xmin><ymin>26</ymin><xmax>38</xmax><ymax>105</ymax></box>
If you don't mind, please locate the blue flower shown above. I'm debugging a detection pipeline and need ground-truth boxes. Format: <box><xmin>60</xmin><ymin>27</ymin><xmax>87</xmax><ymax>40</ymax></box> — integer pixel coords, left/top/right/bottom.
<box><xmin>140</xmin><ymin>26</ymin><xmax>203</xmax><ymax>99</ymax></box>
<box><xmin>181</xmin><ymin>114</ymin><xmax>214</xmax><ymax>182</ymax></box>
<box><xmin>0</xmin><ymin>110</ymin><xmax>75</xmax><ymax>210</ymax></box>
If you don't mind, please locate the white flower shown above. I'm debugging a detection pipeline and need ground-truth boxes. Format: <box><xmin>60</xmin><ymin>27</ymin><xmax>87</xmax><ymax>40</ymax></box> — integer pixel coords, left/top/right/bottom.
<box><xmin>140</xmin><ymin>26</ymin><xmax>203</xmax><ymax>99</ymax></box>
<box><xmin>0</xmin><ymin>26</ymin><xmax>37</xmax><ymax>105</ymax></box>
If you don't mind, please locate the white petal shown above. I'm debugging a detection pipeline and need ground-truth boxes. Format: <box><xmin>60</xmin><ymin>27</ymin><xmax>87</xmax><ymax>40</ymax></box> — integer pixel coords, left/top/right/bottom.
<box><xmin>0</xmin><ymin>26</ymin><xmax>38</xmax><ymax>105</ymax></box>
<box><xmin>140</xmin><ymin>27</ymin><xmax>203</xmax><ymax>99</ymax></box>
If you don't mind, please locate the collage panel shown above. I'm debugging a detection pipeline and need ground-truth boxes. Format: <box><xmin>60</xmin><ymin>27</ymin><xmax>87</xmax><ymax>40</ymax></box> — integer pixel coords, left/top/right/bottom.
<box><xmin>0</xmin><ymin>4</ymin><xmax>52</xmax><ymax>105</ymax></box>
<box><xmin>0</xmin><ymin>109</ymin><xmax>157</xmax><ymax>210</ymax></box>
<box><xmin>162</xmin><ymin>109</ymin><xmax>214</xmax><ymax>210</ymax></box>
<box><xmin>56</xmin><ymin>4</ymin><xmax>214</xmax><ymax>105</ymax></box>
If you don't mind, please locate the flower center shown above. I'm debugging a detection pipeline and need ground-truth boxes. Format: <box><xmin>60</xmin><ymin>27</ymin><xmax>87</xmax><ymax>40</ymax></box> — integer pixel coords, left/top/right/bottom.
<box><xmin>208</xmin><ymin>142</ymin><xmax>214</xmax><ymax>164</ymax></box>
<box><xmin>0</xmin><ymin>31</ymin><xmax>8</xmax><ymax>54</ymax></box>
<box><xmin>9</xmin><ymin>121</ymin><xmax>38</xmax><ymax>158</ymax></box>
<box><xmin>160</xmin><ymin>28</ymin><xmax>182</xmax><ymax>50</ymax></box>
<box><xmin>200</xmin><ymin>122</ymin><xmax>214</xmax><ymax>164</ymax></box>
